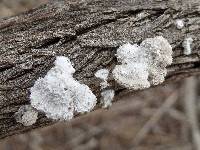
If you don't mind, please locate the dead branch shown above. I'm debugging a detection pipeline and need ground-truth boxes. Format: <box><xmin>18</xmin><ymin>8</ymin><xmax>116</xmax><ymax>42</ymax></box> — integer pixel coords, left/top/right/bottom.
<box><xmin>0</xmin><ymin>0</ymin><xmax>200</xmax><ymax>139</ymax></box>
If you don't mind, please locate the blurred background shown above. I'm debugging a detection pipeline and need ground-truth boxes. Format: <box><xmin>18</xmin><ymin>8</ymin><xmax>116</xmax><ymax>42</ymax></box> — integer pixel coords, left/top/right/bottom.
<box><xmin>0</xmin><ymin>0</ymin><xmax>199</xmax><ymax>150</ymax></box>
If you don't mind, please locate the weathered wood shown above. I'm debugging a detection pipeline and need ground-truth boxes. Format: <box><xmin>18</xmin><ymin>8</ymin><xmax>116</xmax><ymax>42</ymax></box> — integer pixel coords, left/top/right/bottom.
<box><xmin>0</xmin><ymin>0</ymin><xmax>199</xmax><ymax>139</ymax></box>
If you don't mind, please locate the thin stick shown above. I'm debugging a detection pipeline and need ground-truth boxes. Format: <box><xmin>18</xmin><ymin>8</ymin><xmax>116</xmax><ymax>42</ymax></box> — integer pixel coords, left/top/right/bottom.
<box><xmin>183</xmin><ymin>77</ymin><xmax>200</xmax><ymax>150</ymax></box>
<box><xmin>133</xmin><ymin>92</ymin><xmax>178</xmax><ymax>145</ymax></box>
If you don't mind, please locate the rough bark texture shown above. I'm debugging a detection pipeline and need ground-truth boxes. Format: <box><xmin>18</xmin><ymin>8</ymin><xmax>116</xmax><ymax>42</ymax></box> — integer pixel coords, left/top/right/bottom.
<box><xmin>0</xmin><ymin>0</ymin><xmax>200</xmax><ymax>139</ymax></box>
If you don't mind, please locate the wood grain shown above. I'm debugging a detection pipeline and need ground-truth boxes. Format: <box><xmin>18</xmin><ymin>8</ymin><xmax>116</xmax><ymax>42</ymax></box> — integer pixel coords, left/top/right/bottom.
<box><xmin>0</xmin><ymin>0</ymin><xmax>199</xmax><ymax>139</ymax></box>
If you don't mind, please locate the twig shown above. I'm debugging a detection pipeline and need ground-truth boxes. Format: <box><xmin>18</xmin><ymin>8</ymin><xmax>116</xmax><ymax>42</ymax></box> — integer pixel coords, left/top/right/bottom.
<box><xmin>183</xmin><ymin>77</ymin><xmax>200</xmax><ymax>150</ymax></box>
<box><xmin>168</xmin><ymin>108</ymin><xmax>187</xmax><ymax>122</ymax></box>
<box><xmin>133</xmin><ymin>92</ymin><xmax>178</xmax><ymax>145</ymax></box>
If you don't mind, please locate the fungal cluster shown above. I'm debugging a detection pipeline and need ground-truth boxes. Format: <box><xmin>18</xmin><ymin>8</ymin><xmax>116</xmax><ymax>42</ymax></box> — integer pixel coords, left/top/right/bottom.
<box><xmin>28</xmin><ymin>36</ymin><xmax>173</xmax><ymax>122</ymax></box>
<box><xmin>112</xmin><ymin>36</ymin><xmax>173</xmax><ymax>90</ymax></box>
<box><xmin>14</xmin><ymin>105</ymin><xmax>38</xmax><ymax>126</ymax></box>
<box><xmin>182</xmin><ymin>37</ymin><xmax>193</xmax><ymax>55</ymax></box>
<box><xmin>175</xmin><ymin>19</ymin><xmax>184</xmax><ymax>29</ymax></box>
<box><xmin>100</xmin><ymin>89</ymin><xmax>115</xmax><ymax>108</ymax></box>
<box><xmin>175</xmin><ymin>19</ymin><xmax>193</xmax><ymax>55</ymax></box>
<box><xmin>95</xmin><ymin>69</ymin><xmax>110</xmax><ymax>89</ymax></box>
<box><xmin>30</xmin><ymin>56</ymin><xmax>97</xmax><ymax>120</ymax></box>
<box><xmin>95</xmin><ymin>69</ymin><xmax>115</xmax><ymax>108</ymax></box>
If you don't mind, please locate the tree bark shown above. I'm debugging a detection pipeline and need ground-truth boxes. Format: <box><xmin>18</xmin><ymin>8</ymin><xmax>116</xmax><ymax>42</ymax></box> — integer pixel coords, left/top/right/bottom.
<box><xmin>0</xmin><ymin>0</ymin><xmax>199</xmax><ymax>139</ymax></box>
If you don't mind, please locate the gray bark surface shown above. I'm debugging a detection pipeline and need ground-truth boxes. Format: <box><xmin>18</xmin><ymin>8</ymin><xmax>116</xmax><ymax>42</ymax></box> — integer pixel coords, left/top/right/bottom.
<box><xmin>0</xmin><ymin>0</ymin><xmax>200</xmax><ymax>139</ymax></box>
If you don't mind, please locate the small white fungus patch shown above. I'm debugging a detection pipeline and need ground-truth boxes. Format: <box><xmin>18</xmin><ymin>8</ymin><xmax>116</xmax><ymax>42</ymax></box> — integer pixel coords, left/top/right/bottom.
<box><xmin>101</xmin><ymin>89</ymin><xmax>115</xmax><ymax>108</ymax></box>
<box><xmin>14</xmin><ymin>105</ymin><xmax>38</xmax><ymax>126</ymax></box>
<box><xmin>112</xmin><ymin>36</ymin><xmax>172</xmax><ymax>90</ymax></box>
<box><xmin>175</xmin><ymin>19</ymin><xmax>184</xmax><ymax>29</ymax></box>
<box><xmin>95</xmin><ymin>69</ymin><xmax>115</xmax><ymax>108</ymax></box>
<box><xmin>95</xmin><ymin>69</ymin><xmax>109</xmax><ymax>89</ymax></box>
<box><xmin>182</xmin><ymin>37</ymin><xmax>193</xmax><ymax>55</ymax></box>
<box><xmin>30</xmin><ymin>56</ymin><xmax>97</xmax><ymax>120</ymax></box>
<box><xmin>95</xmin><ymin>69</ymin><xmax>109</xmax><ymax>81</ymax></box>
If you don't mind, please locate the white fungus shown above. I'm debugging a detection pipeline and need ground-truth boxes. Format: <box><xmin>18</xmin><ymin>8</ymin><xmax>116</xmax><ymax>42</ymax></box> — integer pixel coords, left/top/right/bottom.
<box><xmin>95</xmin><ymin>69</ymin><xmax>115</xmax><ymax>108</ymax></box>
<box><xmin>182</xmin><ymin>37</ymin><xmax>193</xmax><ymax>55</ymax></box>
<box><xmin>175</xmin><ymin>19</ymin><xmax>184</xmax><ymax>29</ymax></box>
<box><xmin>101</xmin><ymin>89</ymin><xmax>115</xmax><ymax>108</ymax></box>
<box><xmin>14</xmin><ymin>105</ymin><xmax>38</xmax><ymax>126</ymax></box>
<box><xmin>30</xmin><ymin>56</ymin><xmax>97</xmax><ymax>120</ymax></box>
<box><xmin>95</xmin><ymin>69</ymin><xmax>109</xmax><ymax>81</ymax></box>
<box><xmin>95</xmin><ymin>69</ymin><xmax>110</xmax><ymax>89</ymax></box>
<box><xmin>112</xmin><ymin>36</ymin><xmax>173</xmax><ymax>90</ymax></box>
